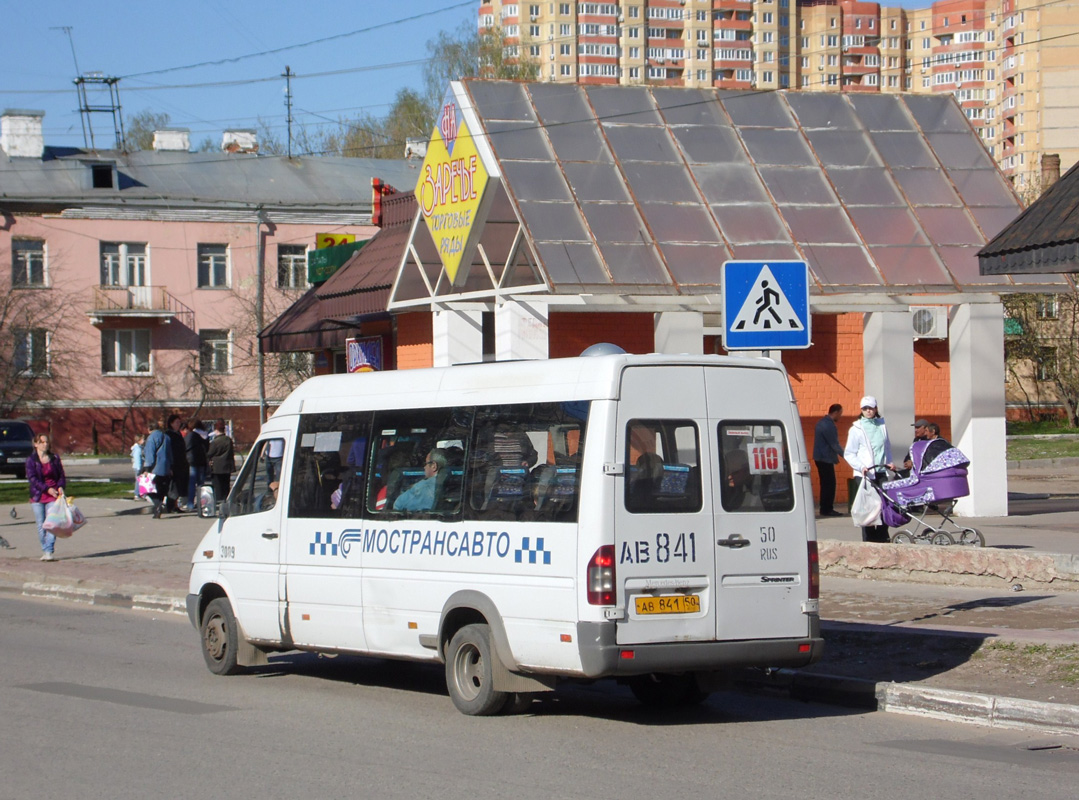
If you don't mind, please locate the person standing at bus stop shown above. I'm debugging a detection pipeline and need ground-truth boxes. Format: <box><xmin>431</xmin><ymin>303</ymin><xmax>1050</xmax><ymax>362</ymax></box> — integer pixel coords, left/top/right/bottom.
<box><xmin>844</xmin><ymin>396</ymin><xmax>894</xmax><ymax>543</ymax></box>
<box><xmin>813</xmin><ymin>404</ymin><xmax>844</xmax><ymax>517</ymax></box>
<box><xmin>207</xmin><ymin>420</ymin><xmax>235</xmax><ymax>506</ymax></box>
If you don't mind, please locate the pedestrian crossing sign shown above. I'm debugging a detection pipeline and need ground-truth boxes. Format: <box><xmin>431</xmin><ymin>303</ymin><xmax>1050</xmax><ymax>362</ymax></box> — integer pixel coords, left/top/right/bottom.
<box><xmin>722</xmin><ymin>260</ymin><xmax>811</xmax><ymax>350</ymax></box>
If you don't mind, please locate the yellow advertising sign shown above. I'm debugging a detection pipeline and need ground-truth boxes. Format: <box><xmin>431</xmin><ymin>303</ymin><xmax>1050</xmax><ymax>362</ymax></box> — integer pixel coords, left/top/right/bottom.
<box><xmin>316</xmin><ymin>233</ymin><xmax>356</xmax><ymax>249</ymax></box>
<box><xmin>416</xmin><ymin>97</ymin><xmax>489</xmax><ymax>284</ymax></box>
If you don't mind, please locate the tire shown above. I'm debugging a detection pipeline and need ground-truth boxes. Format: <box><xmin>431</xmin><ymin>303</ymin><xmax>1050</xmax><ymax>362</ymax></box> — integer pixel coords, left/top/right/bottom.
<box><xmin>890</xmin><ymin>530</ymin><xmax>915</xmax><ymax>545</ymax></box>
<box><xmin>959</xmin><ymin>528</ymin><xmax>986</xmax><ymax>547</ymax></box>
<box><xmin>628</xmin><ymin>673</ymin><xmax>709</xmax><ymax>708</ymax></box>
<box><xmin>200</xmin><ymin>597</ymin><xmax>245</xmax><ymax>676</ymax></box>
<box><xmin>445</xmin><ymin>624</ymin><xmax>510</xmax><ymax>716</ymax></box>
<box><xmin>930</xmin><ymin>531</ymin><xmax>956</xmax><ymax>546</ymax></box>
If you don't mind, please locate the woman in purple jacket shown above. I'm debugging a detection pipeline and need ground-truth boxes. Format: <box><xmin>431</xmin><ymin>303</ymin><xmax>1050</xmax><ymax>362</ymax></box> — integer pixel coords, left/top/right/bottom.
<box><xmin>26</xmin><ymin>433</ymin><xmax>66</xmax><ymax>561</ymax></box>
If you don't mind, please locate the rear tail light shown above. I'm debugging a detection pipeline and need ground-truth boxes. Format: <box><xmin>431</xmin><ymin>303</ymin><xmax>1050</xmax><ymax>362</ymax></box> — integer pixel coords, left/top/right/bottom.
<box><xmin>587</xmin><ymin>545</ymin><xmax>615</xmax><ymax>605</ymax></box>
<box><xmin>807</xmin><ymin>541</ymin><xmax>819</xmax><ymax>600</ymax></box>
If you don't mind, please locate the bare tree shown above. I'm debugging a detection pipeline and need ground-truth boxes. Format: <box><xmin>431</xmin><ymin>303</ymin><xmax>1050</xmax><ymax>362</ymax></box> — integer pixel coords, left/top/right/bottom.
<box><xmin>125</xmin><ymin>110</ymin><xmax>173</xmax><ymax>151</ymax></box>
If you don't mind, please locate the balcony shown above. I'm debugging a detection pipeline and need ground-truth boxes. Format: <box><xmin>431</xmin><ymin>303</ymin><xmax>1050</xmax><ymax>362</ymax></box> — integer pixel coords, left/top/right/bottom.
<box><xmin>88</xmin><ymin>285</ymin><xmax>195</xmax><ymax>329</ymax></box>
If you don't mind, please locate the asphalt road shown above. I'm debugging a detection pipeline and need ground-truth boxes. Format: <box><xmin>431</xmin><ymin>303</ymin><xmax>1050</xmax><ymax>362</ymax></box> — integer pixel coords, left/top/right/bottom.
<box><xmin>3</xmin><ymin>595</ymin><xmax>1078</xmax><ymax>800</ymax></box>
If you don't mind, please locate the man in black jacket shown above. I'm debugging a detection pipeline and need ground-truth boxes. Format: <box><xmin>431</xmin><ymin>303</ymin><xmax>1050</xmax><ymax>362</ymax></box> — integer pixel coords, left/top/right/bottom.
<box><xmin>165</xmin><ymin>414</ymin><xmax>190</xmax><ymax>512</ymax></box>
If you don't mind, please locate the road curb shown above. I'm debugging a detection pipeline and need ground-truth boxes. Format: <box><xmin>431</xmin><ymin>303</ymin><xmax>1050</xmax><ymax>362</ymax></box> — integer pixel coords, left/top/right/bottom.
<box><xmin>745</xmin><ymin>669</ymin><xmax>1079</xmax><ymax>737</ymax></box>
<box><xmin>0</xmin><ymin>574</ymin><xmax>185</xmax><ymax>615</ymax></box>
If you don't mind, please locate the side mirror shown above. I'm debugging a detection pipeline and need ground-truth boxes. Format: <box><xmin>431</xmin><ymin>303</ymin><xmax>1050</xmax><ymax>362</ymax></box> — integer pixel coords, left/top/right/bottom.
<box><xmin>198</xmin><ymin>484</ymin><xmax>218</xmax><ymax>518</ymax></box>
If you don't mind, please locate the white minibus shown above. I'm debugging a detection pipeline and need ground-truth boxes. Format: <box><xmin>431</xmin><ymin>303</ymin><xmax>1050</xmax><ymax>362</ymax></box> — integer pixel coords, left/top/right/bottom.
<box><xmin>187</xmin><ymin>351</ymin><xmax>822</xmax><ymax>714</ymax></box>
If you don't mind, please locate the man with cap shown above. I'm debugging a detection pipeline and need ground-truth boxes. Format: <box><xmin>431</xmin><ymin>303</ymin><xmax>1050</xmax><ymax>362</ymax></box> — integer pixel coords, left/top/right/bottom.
<box><xmin>813</xmin><ymin>403</ymin><xmax>844</xmax><ymax>517</ymax></box>
<box><xmin>902</xmin><ymin>419</ymin><xmax>931</xmax><ymax>474</ymax></box>
<box><xmin>843</xmin><ymin>395</ymin><xmax>894</xmax><ymax>543</ymax></box>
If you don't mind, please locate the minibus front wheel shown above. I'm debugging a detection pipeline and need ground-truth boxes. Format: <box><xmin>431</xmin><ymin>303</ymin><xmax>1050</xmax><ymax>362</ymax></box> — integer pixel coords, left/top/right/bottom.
<box><xmin>201</xmin><ymin>597</ymin><xmax>244</xmax><ymax>676</ymax></box>
<box><xmin>445</xmin><ymin>623</ymin><xmax>509</xmax><ymax>716</ymax></box>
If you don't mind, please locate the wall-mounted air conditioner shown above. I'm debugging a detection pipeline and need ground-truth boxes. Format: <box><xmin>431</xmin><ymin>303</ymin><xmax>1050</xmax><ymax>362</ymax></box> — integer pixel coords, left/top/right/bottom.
<box><xmin>910</xmin><ymin>306</ymin><xmax>949</xmax><ymax>339</ymax></box>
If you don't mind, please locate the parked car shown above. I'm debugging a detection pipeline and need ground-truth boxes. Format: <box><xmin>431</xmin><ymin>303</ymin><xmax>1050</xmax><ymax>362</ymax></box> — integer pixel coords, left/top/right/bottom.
<box><xmin>0</xmin><ymin>420</ymin><xmax>35</xmax><ymax>479</ymax></box>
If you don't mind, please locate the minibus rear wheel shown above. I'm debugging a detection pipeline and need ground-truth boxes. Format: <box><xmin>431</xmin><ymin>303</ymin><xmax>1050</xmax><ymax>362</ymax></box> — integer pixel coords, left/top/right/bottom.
<box><xmin>445</xmin><ymin>623</ymin><xmax>509</xmax><ymax>716</ymax></box>
<box><xmin>201</xmin><ymin>597</ymin><xmax>244</xmax><ymax>676</ymax></box>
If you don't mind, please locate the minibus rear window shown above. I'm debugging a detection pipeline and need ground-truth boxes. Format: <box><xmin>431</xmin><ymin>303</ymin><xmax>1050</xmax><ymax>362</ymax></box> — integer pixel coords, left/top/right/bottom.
<box><xmin>718</xmin><ymin>421</ymin><xmax>794</xmax><ymax>513</ymax></box>
<box><xmin>624</xmin><ymin>419</ymin><xmax>702</xmax><ymax>513</ymax></box>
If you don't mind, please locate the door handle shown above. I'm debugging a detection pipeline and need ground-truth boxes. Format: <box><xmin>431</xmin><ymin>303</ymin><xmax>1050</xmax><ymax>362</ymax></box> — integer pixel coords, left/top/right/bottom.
<box><xmin>261</xmin><ymin>532</ymin><xmax>279</xmax><ymax>540</ymax></box>
<box><xmin>717</xmin><ymin>534</ymin><xmax>750</xmax><ymax>549</ymax></box>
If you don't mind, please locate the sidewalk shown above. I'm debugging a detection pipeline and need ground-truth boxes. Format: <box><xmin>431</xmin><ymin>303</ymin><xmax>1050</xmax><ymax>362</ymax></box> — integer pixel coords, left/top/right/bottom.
<box><xmin>2</xmin><ymin>480</ymin><xmax>1078</xmax><ymax>735</ymax></box>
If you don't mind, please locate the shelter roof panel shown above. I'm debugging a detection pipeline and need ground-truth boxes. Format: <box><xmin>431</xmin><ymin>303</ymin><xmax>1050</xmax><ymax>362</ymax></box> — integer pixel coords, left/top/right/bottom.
<box><xmin>670</xmin><ymin>125</ymin><xmax>746</xmax><ymax>164</ymax></box>
<box><xmin>828</xmin><ymin>167</ymin><xmax>906</xmax><ymax>207</ymax></box>
<box><xmin>868</xmin><ymin>131</ymin><xmax>938</xmax><ymax>168</ymax></box>
<box><xmin>870</xmin><ymin>245</ymin><xmax>951</xmax><ymax>285</ymax></box>
<box><xmin>972</xmin><ymin>206</ymin><xmax>1029</xmax><ymax>241</ymax></box>
<box><xmin>518</xmin><ymin>200</ymin><xmax>590</xmax><ymax>242</ymax></box>
<box><xmin>543</xmin><ymin>118</ymin><xmax>613</xmax><ymax>162</ymax></box>
<box><xmin>500</xmin><ymin>160</ymin><xmax>575</xmax><ymax>202</ymax></box>
<box><xmin>603</xmin><ymin>125</ymin><xmax>682</xmax><ymax>162</ymax></box>
<box><xmin>652</xmin><ymin>87</ymin><xmax>725</xmax><ymax>125</ymax></box>
<box><xmin>919</xmin><ymin>207</ymin><xmax>985</xmax><ymax>247</ymax></box>
<box><xmin>596</xmin><ymin>242</ymin><xmax>671</xmax><ymax>285</ymax></box>
<box><xmin>641</xmin><ymin>203</ymin><xmax>723</xmax><ymax>245</ymax></box>
<box><xmin>659</xmin><ymin>243</ymin><xmax>732</xmax><ymax>284</ymax></box>
<box><xmin>903</xmin><ymin>94</ymin><xmax>973</xmax><ymax>134</ymax></box>
<box><xmin>782</xmin><ymin>205</ymin><xmax>860</xmax><ymax>245</ymax></box>
<box><xmin>938</xmin><ymin>245</ymin><xmax>1010</xmax><ymax>285</ymax></box>
<box><xmin>587</xmin><ymin>85</ymin><xmax>664</xmax><ymax>126</ymax></box>
<box><xmin>951</xmin><ymin>169</ymin><xmax>1018</xmax><ymax>207</ymax></box>
<box><xmin>528</xmin><ymin>83</ymin><xmax>593</xmax><ymax>123</ymax></box>
<box><xmin>486</xmin><ymin>121</ymin><xmax>551</xmax><ymax>161</ymax></box>
<box><xmin>712</xmin><ymin>203</ymin><xmax>792</xmax><ymax>244</ymax></box>
<box><xmin>729</xmin><ymin>243</ymin><xmax>804</xmax><ymax>264</ymax></box>
<box><xmin>785</xmin><ymin>92</ymin><xmax>863</xmax><ymax>131</ymax></box>
<box><xmin>581</xmin><ymin>202</ymin><xmax>647</xmax><ymax>243</ymax></box>
<box><xmin>721</xmin><ymin>90</ymin><xmax>796</xmax><ymax>128</ymax></box>
<box><xmin>848</xmin><ymin>94</ymin><xmax>918</xmax><ymax>132</ymax></box>
<box><xmin>622</xmin><ymin>162</ymin><xmax>700</xmax><ymax>203</ymax></box>
<box><xmin>561</xmin><ymin>161</ymin><xmax>634</xmax><ymax>202</ymax></box>
<box><xmin>738</xmin><ymin>128</ymin><xmax>817</xmax><ymax>167</ymax></box>
<box><xmin>892</xmin><ymin>168</ymin><xmax>963</xmax><ymax>207</ymax></box>
<box><xmin>925</xmin><ymin>132</ymin><xmax>997</xmax><ymax>171</ymax></box>
<box><xmin>466</xmin><ymin>80</ymin><xmax>536</xmax><ymax>121</ymax></box>
<box><xmin>802</xmin><ymin>244</ymin><xmax>881</xmax><ymax>286</ymax></box>
<box><xmin>694</xmin><ymin>163</ymin><xmax>771</xmax><ymax>204</ymax></box>
<box><xmin>534</xmin><ymin>241</ymin><xmax>609</xmax><ymax>285</ymax></box>
<box><xmin>806</xmin><ymin>128</ymin><xmax>883</xmax><ymax>168</ymax></box>
<box><xmin>758</xmin><ymin>166</ymin><xmax>839</xmax><ymax>205</ymax></box>
<box><xmin>848</xmin><ymin>207</ymin><xmax>931</xmax><ymax>246</ymax></box>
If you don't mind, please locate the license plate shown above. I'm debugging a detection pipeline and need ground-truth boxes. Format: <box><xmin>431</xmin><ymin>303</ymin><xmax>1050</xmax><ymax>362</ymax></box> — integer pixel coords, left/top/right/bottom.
<box><xmin>634</xmin><ymin>594</ymin><xmax>701</xmax><ymax>615</ymax></box>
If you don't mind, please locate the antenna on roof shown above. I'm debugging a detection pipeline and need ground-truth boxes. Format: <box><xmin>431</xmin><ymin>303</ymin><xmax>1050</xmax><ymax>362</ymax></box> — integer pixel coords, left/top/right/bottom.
<box><xmin>282</xmin><ymin>66</ymin><xmax>294</xmax><ymax>159</ymax></box>
<box><xmin>74</xmin><ymin>73</ymin><xmax>126</xmax><ymax>151</ymax></box>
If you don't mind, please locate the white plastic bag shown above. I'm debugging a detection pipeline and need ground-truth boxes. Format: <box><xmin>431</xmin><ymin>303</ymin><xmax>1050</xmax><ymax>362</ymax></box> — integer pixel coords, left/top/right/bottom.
<box><xmin>42</xmin><ymin>496</ymin><xmax>86</xmax><ymax>538</ymax></box>
<box><xmin>850</xmin><ymin>476</ymin><xmax>882</xmax><ymax>528</ymax></box>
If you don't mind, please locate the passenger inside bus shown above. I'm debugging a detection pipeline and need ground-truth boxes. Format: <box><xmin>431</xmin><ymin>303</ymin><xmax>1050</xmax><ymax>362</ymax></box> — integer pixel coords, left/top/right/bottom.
<box><xmin>393</xmin><ymin>449</ymin><xmax>447</xmax><ymax>512</ymax></box>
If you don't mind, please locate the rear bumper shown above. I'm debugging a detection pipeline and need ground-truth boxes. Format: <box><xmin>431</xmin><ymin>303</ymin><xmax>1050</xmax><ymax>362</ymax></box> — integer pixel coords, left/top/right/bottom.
<box><xmin>577</xmin><ymin>616</ymin><xmax>823</xmax><ymax>678</ymax></box>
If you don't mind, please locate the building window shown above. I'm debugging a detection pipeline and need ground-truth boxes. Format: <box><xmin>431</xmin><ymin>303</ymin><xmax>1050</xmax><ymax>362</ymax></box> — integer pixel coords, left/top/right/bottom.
<box><xmin>277</xmin><ymin>244</ymin><xmax>308</xmax><ymax>289</ymax></box>
<box><xmin>102</xmin><ymin>329</ymin><xmax>151</xmax><ymax>375</ymax></box>
<box><xmin>199</xmin><ymin>329</ymin><xmax>232</xmax><ymax>374</ymax></box>
<box><xmin>197</xmin><ymin>244</ymin><xmax>229</xmax><ymax>288</ymax></box>
<box><xmin>1036</xmin><ymin>296</ymin><xmax>1059</xmax><ymax>319</ymax></box>
<box><xmin>12</xmin><ymin>240</ymin><xmax>46</xmax><ymax>287</ymax></box>
<box><xmin>14</xmin><ymin>328</ymin><xmax>49</xmax><ymax>375</ymax></box>
<box><xmin>101</xmin><ymin>243</ymin><xmax>147</xmax><ymax>287</ymax></box>
<box><xmin>1036</xmin><ymin>347</ymin><xmax>1056</xmax><ymax>382</ymax></box>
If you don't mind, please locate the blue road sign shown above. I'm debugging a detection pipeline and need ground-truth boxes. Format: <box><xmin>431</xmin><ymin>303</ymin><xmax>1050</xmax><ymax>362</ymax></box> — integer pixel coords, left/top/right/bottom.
<box><xmin>723</xmin><ymin>260</ymin><xmax>811</xmax><ymax>350</ymax></box>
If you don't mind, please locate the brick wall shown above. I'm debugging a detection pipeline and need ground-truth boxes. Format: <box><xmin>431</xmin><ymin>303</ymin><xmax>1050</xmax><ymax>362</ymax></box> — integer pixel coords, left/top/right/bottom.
<box><xmin>395</xmin><ymin>312</ymin><xmax>434</xmax><ymax>370</ymax></box>
<box><xmin>549</xmin><ymin>312</ymin><xmax>655</xmax><ymax>358</ymax></box>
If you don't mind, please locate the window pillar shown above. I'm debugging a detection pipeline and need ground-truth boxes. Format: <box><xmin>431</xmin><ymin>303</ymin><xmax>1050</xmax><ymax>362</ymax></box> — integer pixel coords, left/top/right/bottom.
<box><xmin>496</xmin><ymin>301</ymin><xmax>549</xmax><ymax>361</ymax></box>
<box><xmin>950</xmin><ymin>302</ymin><xmax>1007</xmax><ymax>517</ymax></box>
<box><xmin>432</xmin><ymin>308</ymin><xmax>483</xmax><ymax>368</ymax></box>
<box><xmin>654</xmin><ymin>311</ymin><xmax>703</xmax><ymax>354</ymax></box>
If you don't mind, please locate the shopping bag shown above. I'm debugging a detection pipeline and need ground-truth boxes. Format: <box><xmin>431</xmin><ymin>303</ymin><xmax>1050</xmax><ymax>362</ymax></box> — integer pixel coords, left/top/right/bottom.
<box><xmin>42</xmin><ymin>496</ymin><xmax>86</xmax><ymax>537</ymax></box>
<box><xmin>137</xmin><ymin>472</ymin><xmax>156</xmax><ymax>497</ymax></box>
<box><xmin>850</xmin><ymin>477</ymin><xmax>882</xmax><ymax>528</ymax></box>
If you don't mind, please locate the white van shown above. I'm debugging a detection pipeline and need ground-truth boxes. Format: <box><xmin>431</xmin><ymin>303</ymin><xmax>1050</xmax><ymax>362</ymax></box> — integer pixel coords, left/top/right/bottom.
<box><xmin>187</xmin><ymin>352</ymin><xmax>822</xmax><ymax>714</ymax></box>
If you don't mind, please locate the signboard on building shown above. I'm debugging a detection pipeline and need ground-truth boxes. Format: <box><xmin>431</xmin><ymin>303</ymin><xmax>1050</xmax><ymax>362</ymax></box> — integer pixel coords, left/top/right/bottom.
<box><xmin>307</xmin><ymin>239</ymin><xmax>366</xmax><ymax>284</ymax></box>
<box><xmin>722</xmin><ymin>260</ymin><xmax>811</xmax><ymax>350</ymax></box>
<box><xmin>345</xmin><ymin>336</ymin><xmax>382</xmax><ymax>373</ymax></box>
<box><xmin>416</xmin><ymin>88</ymin><xmax>490</xmax><ymax>286</ymax></box>
<box><xmin>316</xmin><ymin>233</ymin><xmax>356</xmax><ymax>250</ymax></box>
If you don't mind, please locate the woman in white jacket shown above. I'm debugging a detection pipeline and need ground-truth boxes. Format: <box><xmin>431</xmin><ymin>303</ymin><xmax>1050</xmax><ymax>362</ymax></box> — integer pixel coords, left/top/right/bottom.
<box><xmin>844</xmin><ymin>395</ymin><xmax>894</xmax><ymax>543</ymax></box>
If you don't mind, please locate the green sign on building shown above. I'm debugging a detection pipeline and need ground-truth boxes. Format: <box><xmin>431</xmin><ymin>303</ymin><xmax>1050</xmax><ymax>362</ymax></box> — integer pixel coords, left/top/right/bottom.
<box><xmin>307</xmin><ymin>240</ymin><xmax>367</xmax><ymax>284</ymax></box>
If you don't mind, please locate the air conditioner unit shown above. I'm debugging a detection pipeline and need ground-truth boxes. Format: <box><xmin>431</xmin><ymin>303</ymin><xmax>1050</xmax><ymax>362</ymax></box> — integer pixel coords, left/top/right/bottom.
<box><xmin>911</xmin><ymin>306</ymin><xmax>949</xmax><ymax>339</ymax></box>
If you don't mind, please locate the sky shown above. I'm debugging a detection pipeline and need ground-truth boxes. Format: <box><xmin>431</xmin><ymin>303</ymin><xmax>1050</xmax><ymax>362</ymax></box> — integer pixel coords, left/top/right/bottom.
<box><xmin>0</xmin><ymin>0</ymin><xmax>478</xmax><ymax>151</ymax></box>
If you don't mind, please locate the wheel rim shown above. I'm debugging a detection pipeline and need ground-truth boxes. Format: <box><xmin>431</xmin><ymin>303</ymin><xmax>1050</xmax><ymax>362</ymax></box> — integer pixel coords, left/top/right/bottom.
<box><xmin>892</xmin><ymin>531</ymin><xmax>914</xmax><ymax>544</ymax></box>
<box><xmin>452</xmin><ymin>642</ymin><xmax>484</xmax><ymax>702</ymax></box>
<box><xmin>960</xmin><ymin>529</ymin><xmax>984</xmax><ymax>547</ymax></box>
<box><xmin>203</xmin><ymin>613</ymin><xmax>228</xmax><ymax>663</ymax></box>
<box><xmin>931</xmin><ymin>532</ymin><xmax>954</xmax><ymax>546</ymax></box>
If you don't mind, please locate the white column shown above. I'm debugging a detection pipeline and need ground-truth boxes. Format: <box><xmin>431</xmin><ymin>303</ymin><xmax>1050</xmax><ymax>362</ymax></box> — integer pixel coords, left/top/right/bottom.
<box><xmin>863</xmin><ymin>311</ymin><xmax>915</xmax><ymax>456</ymax></box>
<box><xmin>950</xmin><ymin>302</ymin><xmax>1008</xmax><ymax>517</ymax></box>
<box><xmin>432</xmin><ymin>308</ymin><xmax>483</xmax><ymax>367</ymax></box>
<box><xmin>495</xmin><ymin>300</ymin><xmax>549</xmax><ymax>361</ymax></box>
<box><xmin>654</xmin><ymin>311</ymin><xmax>703</xmax><ymax>354</ymax></box>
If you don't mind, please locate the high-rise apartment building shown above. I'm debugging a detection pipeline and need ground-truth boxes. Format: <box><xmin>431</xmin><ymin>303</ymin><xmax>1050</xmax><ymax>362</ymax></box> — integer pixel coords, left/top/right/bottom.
<box><xmin>480</xmin><ymin>0</ymin><xmax>1079</xmax><ymax>188</ymax></box>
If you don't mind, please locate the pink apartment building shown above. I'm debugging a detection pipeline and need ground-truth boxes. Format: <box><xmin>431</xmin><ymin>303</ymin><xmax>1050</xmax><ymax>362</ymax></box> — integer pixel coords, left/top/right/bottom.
<box><xmin>0</xmin><ymin>110</ymin><xmax>417</xmax><ymax>453</ymax></box>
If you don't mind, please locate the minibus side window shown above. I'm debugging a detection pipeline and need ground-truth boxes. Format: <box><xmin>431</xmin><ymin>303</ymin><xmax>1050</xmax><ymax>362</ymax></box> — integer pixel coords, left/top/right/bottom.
<box><xmin>468</xmin><ymin>401</ymin><xmax>587</xmax><ymax>523</ymax></box>
<box><xmin>624</xmin><ymin>419</ymin><xmax>701</xmax><ymax>513</ymax></box>
<box><xmin>367</xmin><ymin>407</ymin><xmax>471</xmax><ymax>519</ymax></box>
<box><xmin>288</xmin><ymin>411</ymin><xmax>371</xmax><ymax>519</ymax></box>
<box><xmin>718</xmin><ymin>421</ymin><xmax>794</xmax><ymax>513</ymax></box>
<box><xmin>231</xmin><ymin>439</ymin><xmax>284</xmax><ymax>517</ymax></box>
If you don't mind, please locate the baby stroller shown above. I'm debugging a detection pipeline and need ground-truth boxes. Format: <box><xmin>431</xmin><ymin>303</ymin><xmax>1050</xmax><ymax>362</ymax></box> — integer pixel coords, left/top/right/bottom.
<box><xmin>870</xmin><ymin>440</ymin><xmax>985</xmax><ymax>547</ymax></box>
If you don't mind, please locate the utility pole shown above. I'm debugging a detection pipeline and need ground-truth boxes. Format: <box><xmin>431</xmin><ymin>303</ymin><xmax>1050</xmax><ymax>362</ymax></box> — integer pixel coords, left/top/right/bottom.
<box><xmin>282</xmin><ymin>66</ymin><xmax>294</xmax><ymax>159</ymax></box>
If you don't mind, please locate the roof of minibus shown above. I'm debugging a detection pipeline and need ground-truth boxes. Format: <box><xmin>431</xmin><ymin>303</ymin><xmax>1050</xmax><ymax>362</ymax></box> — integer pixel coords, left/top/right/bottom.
<box><xmin>273</xmin><ymin>353</ymin><xmax>783</xmax><ymax>416</ymax></box>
